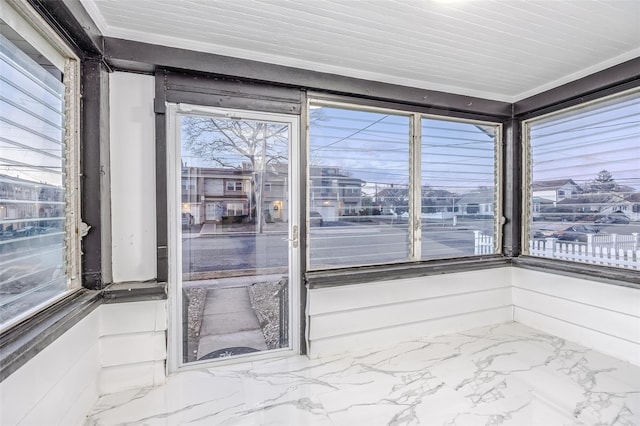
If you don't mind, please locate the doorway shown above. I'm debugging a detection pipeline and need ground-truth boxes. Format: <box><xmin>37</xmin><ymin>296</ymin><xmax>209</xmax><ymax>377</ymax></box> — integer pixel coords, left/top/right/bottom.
<box><xmin>167</xmin><ymin>104</ymin><xmax>300</xmax><ymax>370</ymax></box>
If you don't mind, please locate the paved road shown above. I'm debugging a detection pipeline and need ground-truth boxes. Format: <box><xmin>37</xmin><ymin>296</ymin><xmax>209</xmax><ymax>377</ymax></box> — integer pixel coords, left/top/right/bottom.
<box><xmin>182</xmin><ymin>220</ymin><xmax>493</xmax><ymax>274</ymax></box>
<box><xmin>183</xmin><ymin>218</ymin><xmax>639</xmax><ymax>275</ymax></box>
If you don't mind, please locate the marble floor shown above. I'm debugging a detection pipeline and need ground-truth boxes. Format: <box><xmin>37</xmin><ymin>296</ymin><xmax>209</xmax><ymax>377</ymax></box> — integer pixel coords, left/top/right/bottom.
<box><xmin>85</xmin><ymin>322</ymin><xmax>640</xmax><ymax>425</ymax></box>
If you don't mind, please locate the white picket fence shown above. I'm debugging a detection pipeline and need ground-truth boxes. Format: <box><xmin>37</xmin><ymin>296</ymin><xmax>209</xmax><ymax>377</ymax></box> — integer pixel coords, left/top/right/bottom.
<box><xmin>473</xmin><ymin>230</ymin><xmax>494</xmax><ymax>255</ymax></box>
<box><xmin>590</xmin><ymin>233</ymin><xmax>639</xmax><ymax>251</ymax></box>
<box><xmin>474</xmin><ymin>231</ymin><xmax>639</xmax><ymax>269</ymax></box>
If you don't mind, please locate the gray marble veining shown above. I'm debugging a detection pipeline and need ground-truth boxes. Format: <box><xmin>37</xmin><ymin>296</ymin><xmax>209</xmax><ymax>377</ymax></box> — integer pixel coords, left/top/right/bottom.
<box><xmin>85</xmin><ymin>322</ymin><xmax>640</xmax><ymax>425</ymax></box>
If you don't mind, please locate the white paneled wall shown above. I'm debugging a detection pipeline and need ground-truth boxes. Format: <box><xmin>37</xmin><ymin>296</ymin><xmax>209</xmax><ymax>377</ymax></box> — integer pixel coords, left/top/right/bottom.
<box><xmin>307</xmin><ymin>268</ymin><xmax>513</xmax><ymax>358</ymax></box>
<box><xmin>99</xmin><ymin>300</ymin><xmax>168</xmax><ymax>394</ymax></box>
<box><xmin>0</xmin><ymin>300</ymin><xmax>167</xmax><ymax>425</ymax></box>
<box><xmin>0</xmin><ymin>309</ymin><xmax>100</xmax><ymax>426</ymax></box>
<box><xmin>110</xmin><ymin>72</ymin><xmax>157</xmax><ymax>283</ymax></box>
<box><xmin>512</xmin><ymin>268</ymin><xmax>640</xmax><ymax>366</ymax></box>
<box><xmin>1</xmin><ymin>267</ymin><xmax>638</xmax><ymax>424</ymax></box>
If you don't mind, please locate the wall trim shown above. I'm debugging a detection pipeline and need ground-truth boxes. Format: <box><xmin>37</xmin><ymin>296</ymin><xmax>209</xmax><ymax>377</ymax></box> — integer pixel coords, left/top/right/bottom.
<box><xmin>514</xmin><ymin>60</ymin><xmax>640</xmax><ymax>118</ymax></box>
<box><xmin>305</xmin><ymin>256</ymin><xmax>510</xmax><ymax>289</ymax></box>
<box><xmin>103</xmin><ymin>37</ymin><xmax>512</xmax><ymax>118</ymax></box>
<box><xmin>512</xmin><ymin>256</ymin><xmax>640</xmax><ymax>290</ymax></box>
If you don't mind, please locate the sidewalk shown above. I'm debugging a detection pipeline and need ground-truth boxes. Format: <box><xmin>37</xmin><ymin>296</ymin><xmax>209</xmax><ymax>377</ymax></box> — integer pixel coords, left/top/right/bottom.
<box><xmin>196</xmin><ymin>285</ymin><xmax>267</xmax><ymax>359</ymax></box>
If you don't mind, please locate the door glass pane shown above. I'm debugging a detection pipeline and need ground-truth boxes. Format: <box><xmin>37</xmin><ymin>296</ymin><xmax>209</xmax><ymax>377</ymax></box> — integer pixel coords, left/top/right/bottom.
<box><xmin>308</xmin><ymin>105</ymin><xmax>411</xmax><ymax>268</ymax></box>
<box><xmin>421</xmin><ymin>118</ymin><xmax>497</xmax><ymax>259</ymax></box>
<box><xmin>180</xmin><ymin>114</ymin><xmax>291</xmax><ymax>362</ymax></box>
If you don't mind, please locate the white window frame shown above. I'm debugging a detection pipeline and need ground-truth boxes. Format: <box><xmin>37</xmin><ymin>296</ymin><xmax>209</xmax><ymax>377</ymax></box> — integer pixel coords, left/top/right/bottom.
<box><xmin>0</xmin><ymin>0</ymin><xmax>82</xmax><ymax>330</ymax></box>
<box><xmin>166</xmin><ymin>103</ymin><xmax>301</xmax><ymax>372</ymax></box>
<box><xmin>307</xmin><ymin>99</ymin><xmax>503</xmax><ymax>269</ymax></box>
<box><xmin>521</xmin><ymin>87</ymin><xmax>640</xmax><ymax>262</ymax></box>
<box><xmin>226</xmin><ymin>180</ymin><xmax>243</xmax><ymax>192</ymax></box>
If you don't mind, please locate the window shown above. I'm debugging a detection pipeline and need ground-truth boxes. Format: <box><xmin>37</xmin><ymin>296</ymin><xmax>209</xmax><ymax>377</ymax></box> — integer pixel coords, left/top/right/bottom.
<box><xmin>0</xmin><ymin>2</ymin><xmax>80</xmax><ymax>330</ymax></box>
<box><xmin>421</xmin><ymin>118</ymin><xmax>498</xmax><ymax>260</ymax></box>
<box><xmin>307</xmin><ymin>101</ymin><xmax>501</xmax><ymax>269</ymax></box>
<box><xmin>308</xmin><ymin>104</ymin><xmax>411</xmax><ymax>268</ymax></box>
<box><xmin>226</xmin><ymin>180</ymin><xmax>243</xmax><ymax>191</ymax></box>
<box><xmin>523</xmin><ymin>89</ymin><xmax>640</xmax><ymax>269</ymax></box>
<box><xmin>226</xmin><ymin>202</ymin><xmax>245</xmax><ymax>216</ymax></box>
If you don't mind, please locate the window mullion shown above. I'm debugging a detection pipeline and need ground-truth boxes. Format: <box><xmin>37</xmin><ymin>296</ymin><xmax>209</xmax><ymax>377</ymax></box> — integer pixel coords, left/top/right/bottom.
<box><xmin>409</xmin><ymin>113</ymin><xmax>422</xmax><ymax>261</ymax></box>
<box><xmin>521</xmin><ymin>122</ymin><xmax>532</xmax><ymax>255</ymax></box>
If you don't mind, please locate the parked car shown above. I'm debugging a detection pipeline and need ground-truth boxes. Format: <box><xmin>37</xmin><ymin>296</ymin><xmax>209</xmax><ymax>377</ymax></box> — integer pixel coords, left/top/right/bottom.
<box><xmin>533</xmin><ymin>224</ymin><xmax>567</xmax><ymax>239</ymax></box>
<box><xmin>309</xmin><ymin>211</ymin><xmax>323</xmax><ymax>227</ymax></box>
<box><xmin>595</xmin><ymin>213</ymin><xmax>630</xmax><ymax>224</ymax></box>
<box><xmin>551</xmin><ymin>225</ymin><xmax>600</xmax><ymax>242</ymax></box>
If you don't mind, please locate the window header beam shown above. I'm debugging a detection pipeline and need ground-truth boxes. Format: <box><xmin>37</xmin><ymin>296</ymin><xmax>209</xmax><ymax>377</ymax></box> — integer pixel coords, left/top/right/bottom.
<box><xmin>103</xmin><ymin>37</ymin><xmax>512</xmax><ymax>119</ymax></box>
<box><xmin>513</xmin><ymin>57</ymin><xmax>640</xmax><ymax>118</ymax></box>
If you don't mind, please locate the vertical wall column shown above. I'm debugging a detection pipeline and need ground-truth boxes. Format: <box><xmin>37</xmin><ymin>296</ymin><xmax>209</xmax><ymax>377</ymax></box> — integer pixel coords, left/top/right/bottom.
<box><xmin>81</xmin><ymin>59</ymin><xmax>111</xmax><ymax>288</ymax></box>
<box><xmin>110</xmin><ymin>72</ymin><xmax>157</xmax><ymax>282</ymax></box>
<box><xmin>502</xmin><ymin>117</ymin><xmax>522</xmax><ymax>257</ymax></box>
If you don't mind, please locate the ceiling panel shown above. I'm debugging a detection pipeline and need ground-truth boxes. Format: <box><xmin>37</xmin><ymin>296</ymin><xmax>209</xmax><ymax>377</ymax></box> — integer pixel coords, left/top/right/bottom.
<box><xmin>81</xmin><ymin>0</ymin><xmax>640</xmax><ymax>102</ymax></box>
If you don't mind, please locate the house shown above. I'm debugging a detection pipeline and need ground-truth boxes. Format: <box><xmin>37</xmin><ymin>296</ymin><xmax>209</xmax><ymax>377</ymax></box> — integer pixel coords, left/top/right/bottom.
<box><xmin>456</xmin><ymin>188</ymin><xmax>494</xmax><ymax>218</ymax></box>
<box><xmin>181</xmin><ymin>166</ymin><xmax>255</xmax><ymax>224</ymax></box>
<box><xmin>0</xmin><ymin>174</ymin><xmax>64</xmax><ymax>233</ymax></box>
<box><xmin>309</xmin><ymin>166</ymin><xmax>364</xmax><ymax>219</ymax></box>
<box><xmin>375</xmin><ymin>186</ymin><xmax>409</xmax><ymax>214</ymax></box>
<box><xmin>626</xmin><ymin>192</ymin><xmax>640</xmax><ymax>222</ymax></box>
<box><xmin>531</xmin><ymin>179</ymin><xmax>582</xmax><ymax>203</ymax></box>
<box><xmin>1</xmin><ymin>1</ymin><xmax>638</xmax><ymax>425</ymax></box>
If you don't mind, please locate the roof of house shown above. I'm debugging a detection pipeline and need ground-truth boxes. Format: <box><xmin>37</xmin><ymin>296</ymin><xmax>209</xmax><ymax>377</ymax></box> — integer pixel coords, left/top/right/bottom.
<box><xmin>531</xmin><ymin>179</ymin><xmax>581</xmax><ymax>191</ymax></box>
<box><xmin>457</xmin><ymin>188</ymin><xmax>494</xmax><ymax>204</ymax></box>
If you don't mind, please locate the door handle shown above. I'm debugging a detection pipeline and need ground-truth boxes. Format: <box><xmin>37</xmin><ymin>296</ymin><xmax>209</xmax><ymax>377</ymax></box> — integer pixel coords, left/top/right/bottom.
<box><xmin>283</xmin><ymin>225</ymin><xmax>298</xmax><ymax>248</ymax></box>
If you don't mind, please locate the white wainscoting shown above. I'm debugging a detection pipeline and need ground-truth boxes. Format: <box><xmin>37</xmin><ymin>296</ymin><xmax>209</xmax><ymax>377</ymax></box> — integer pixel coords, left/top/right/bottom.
<box><xmin>0</xmin><ymin>300</ymin><xmax>167</xmax><ymax>425</ymax></box>
<box><xmin>0</xmin><ymin>310</ymin><xmax>100</xmax><ymax>426</ymax></box>
<box><xmin>512</xmin><ymin>268</ymin><xmax>640</xmax><ymax>367</ymax></box>
<box><xmin>306</xmin><ymin>268</ymin><xmax>513</xmax><ymax>358</ymax></box>
<box><xmin>99</xmin><ymin>300</ymin><xmax>168</xmax><ymax>394</ymax></box>
<box><xmin>2</xmin><ymin>268</ymin><xmax>638</xmax><ymax>424</ymax></box>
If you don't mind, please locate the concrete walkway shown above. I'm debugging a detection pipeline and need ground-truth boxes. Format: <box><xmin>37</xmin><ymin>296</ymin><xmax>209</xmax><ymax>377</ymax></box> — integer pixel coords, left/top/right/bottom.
<box><xmin>196</xmin><ymin>285</ymin><xmax>267</xmax><ymax>360</ymax></box>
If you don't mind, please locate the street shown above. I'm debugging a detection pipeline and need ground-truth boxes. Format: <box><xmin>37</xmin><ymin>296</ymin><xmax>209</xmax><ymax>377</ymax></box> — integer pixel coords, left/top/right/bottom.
<box><xmin>183</xmin><ymin>218</ymin><xmax>640</xmax><ymax>276</ymax></box>
<box><xmin>182</xmin><ymin>219</ymin><xmax>494</xmax><ymax>275</ymax></box>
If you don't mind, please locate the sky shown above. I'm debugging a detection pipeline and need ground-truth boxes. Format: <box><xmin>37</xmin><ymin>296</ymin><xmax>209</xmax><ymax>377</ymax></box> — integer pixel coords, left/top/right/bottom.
<box><xmin>1</xmin><ymin>33</ymin><xmax>65</xmax><ymax>187</ymax></box>
<box><xmin>179</xmin><ymin>94</ymin><xmax>640</xmax><ymax>197</ymax></box>
<box><xmin>309</xmin><ymin>107</ymin><xmax>496</xmax><ymax>195</ymax></box>
<box><xmin>529</xmin><ymin>93</ymin><xmax>640</xmax><ymax>192</ymax></box>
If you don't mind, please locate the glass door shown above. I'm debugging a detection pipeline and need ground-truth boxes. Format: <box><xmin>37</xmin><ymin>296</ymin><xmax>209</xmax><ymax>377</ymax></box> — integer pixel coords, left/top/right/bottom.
<box><xmin>167</xmin><ymin>104</ymin><xmax>300</xmax><ymax>369</ymax></box>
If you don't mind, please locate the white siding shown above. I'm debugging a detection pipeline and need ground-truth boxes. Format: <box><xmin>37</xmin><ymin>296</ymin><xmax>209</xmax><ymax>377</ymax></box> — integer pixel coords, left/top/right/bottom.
<box><xmin>1</xmin><ymin>266</ymin><xmax>639</xmax><ymax>425</ymax></box>
<box><xmin>512</xmin><ymin>268</ymin><xmax>640</xmax><ymax>367</ymax></box>
<box><xmin>0</xmin><ymin>310</ymin><xmax>100</xmax><ymax>426</ymax></box>
<box><xmin>307</xmin><ymin>268</ymin><xmax>513</xmax><ymax>358</ymax></box>
<box><xmin>109</xmin><ymin>72</ymin><xmax>157</xmax><ymax>283</ymax></box>
<box><xmin>0</xmin><ymin>299</ymin><xmax>168</xmax><ymax>425</ymax></box>
<box><xmin>99</xmin><ymin>300</ymin><xmax>167</xmax><ymax>394</ymax></box>
<box><xmin>204</xmin><ymin>178</ymin><xmax>223</xmax><ymax>196</ymax></box>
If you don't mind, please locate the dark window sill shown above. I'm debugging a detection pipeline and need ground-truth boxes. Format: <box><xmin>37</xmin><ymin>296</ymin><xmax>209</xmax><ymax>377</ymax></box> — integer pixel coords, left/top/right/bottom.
<box><xmin>0</xmin><ymin>281</ymin><xmax>167</xmax><ymax>382</ymax></box>
<box><xmin>512</xmin><ymin>255</ymin><xmax>640</xmax><ymax>290</ymax></box>
<box><xmin>305</xmin><ymin>255</ymin><xmax>511</xmax><ymax>289</ymax></box>
<box><xmin>102</xmin><ymin>280</ymin><xmax>168</xmax><ymax>303</ymax></box>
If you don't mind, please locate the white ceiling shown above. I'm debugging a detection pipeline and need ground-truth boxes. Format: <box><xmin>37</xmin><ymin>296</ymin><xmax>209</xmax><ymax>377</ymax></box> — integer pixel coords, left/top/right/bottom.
<box><xmin>81</xmin><ymin>0</ymin><xmax>640</xmax><ymax>102</ymax></box>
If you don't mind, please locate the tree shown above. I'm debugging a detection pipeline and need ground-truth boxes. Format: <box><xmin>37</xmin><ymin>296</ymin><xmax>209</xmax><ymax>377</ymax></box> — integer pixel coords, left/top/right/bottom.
<box><xmin>183</xmin><ymin>117</ymin><xmax>288</xmax><ymax>169</ymax></box>
<box><xmin>588</xmin><ymin>170</ymin><xmax>616</xmax><ymax>192</ymax></box>
<box><xmin>182</xmin><ymin>116</ymin><xmax>289</xmax><ymax>232</ymax></box>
